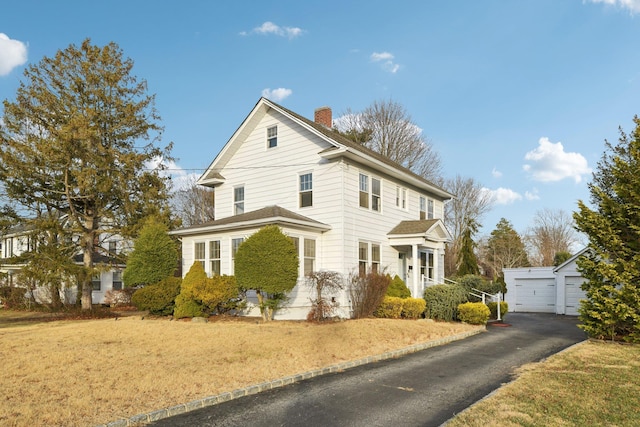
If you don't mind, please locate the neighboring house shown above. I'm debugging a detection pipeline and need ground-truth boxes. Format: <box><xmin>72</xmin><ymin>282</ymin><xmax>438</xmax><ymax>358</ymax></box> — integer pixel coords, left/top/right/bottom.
<box><xmin>171</xmin><ymin>97</ymin><xmax>454</xmax><ymax>320</ymax></box>
<box><xmin>504</xmin><ymin>248</ymin><xmax>589</xmax><ymax>316</ymax></box>
<box><xmin>0</xmin><ymin>221</ymin><xmax>127</xmax><ymax>305</ymax></box>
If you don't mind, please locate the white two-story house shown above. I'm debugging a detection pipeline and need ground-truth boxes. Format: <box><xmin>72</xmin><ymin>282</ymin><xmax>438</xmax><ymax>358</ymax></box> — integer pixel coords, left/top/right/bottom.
<box><xmin>0</xmin><ymin>220</ymin><xmax>127</xmax><ymax>305</ymax></box>
<box><xmin>172</xmin><ymin>97</ymin><xmax>453</xmax><ymax>319</ymax></box>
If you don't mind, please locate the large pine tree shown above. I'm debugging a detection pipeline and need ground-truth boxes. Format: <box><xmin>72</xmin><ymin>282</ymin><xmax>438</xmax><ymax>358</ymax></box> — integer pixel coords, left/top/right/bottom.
<box><xmin>574</xmin><ymin>116</ymin><xmax>640</xmax><ymax>342</ymax></box>
<box><xmin>0</xmin><ymin>39</ymin><xmax>173</xmax><ymax>309</ymax></box>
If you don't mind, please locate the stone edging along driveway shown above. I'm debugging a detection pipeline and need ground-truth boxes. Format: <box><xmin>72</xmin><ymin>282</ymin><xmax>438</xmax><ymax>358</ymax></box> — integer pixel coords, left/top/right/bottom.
<box><xmin>97</xmin><ymin>328</ymin><xmax>485</xmax><ymax>427</ymax></box>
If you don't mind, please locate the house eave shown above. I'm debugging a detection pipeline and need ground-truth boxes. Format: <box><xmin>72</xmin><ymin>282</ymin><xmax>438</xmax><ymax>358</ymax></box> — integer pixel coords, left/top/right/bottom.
<box><xmin>171</xmin><ymin>216</ymin><xmax>332</xmax><ymax>237</ymax></box>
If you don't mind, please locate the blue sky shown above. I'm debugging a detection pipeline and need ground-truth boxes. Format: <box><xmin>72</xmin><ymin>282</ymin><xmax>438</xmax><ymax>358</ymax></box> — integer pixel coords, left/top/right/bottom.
<box><xmin>1</xmin><ymin>0</ymin><xmax>639</xmax><ymax>238</ymax></box>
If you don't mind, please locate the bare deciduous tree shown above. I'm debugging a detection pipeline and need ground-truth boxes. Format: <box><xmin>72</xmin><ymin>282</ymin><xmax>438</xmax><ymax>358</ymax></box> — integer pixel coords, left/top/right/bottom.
<box><xmin>335</xmin><ymin>99</ymin><xmax>443</xmax><ymax>183</ymax></box>
<box><xmin>172</xmin><ymin>176</ymin><xmax>216</xmax><ymax>227</ymax></box>
<box><xmin>525</xmin><ymin>208</ymin><xmax>579</xmax><ymax>266</ymax></box>
<box><xmin>443</xmin><ymin>175</ymin><xmax>494</xmax><ymax>276</ymax></box>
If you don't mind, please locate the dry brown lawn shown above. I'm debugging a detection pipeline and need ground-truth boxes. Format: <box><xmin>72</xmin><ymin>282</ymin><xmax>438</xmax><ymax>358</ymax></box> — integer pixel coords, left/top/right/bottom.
<box><xmin>0</xmin><ymin>311</ymin><xmax>481</xmax><ymax>426</ymax></box>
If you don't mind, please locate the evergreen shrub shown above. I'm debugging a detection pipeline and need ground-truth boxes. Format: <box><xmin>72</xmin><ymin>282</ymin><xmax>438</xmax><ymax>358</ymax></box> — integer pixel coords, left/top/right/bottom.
<box><xmin>487</xmin><ymin>301</ymin><xmax>509</xmax><ymax>320</ymax></box>
<box><xmin>457</xmin><ymin>302</ymin><xmax>490</xmax><ymax>325</ymax></box>
<box><xmin>386</xmin><ymin>275</ymin><xmax>411</xmax><ymax>298</ymax></box>
<box><xmin>374</xmin><ymin>296</ymin><xmax>403</xmax><ymax>318</ymax></box>
<box><xmin>131</xmin><ymin>277</ymin><xmax>181</xmax><ymax>315</ymax></box>
<box><xmin>423</xmin><ymin>284</ymin><xmax>469</xmax><ymax>321</ymax></box>
<box><xmin>401</xmin><ymin>298</ymin><xmax>426</xmax><ymax>319</ymax></box>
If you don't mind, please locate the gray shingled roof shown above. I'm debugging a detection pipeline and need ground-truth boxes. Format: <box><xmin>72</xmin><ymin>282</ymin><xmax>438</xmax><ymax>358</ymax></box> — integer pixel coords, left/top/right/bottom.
<box><xmin>173</xmin><ymin>205</ymin><xmax>330</xmax><ymax>234</ymax></box>
<box><xmin>269</xmin><ymin>99</ymin><xmax>451</xmax><ymax>197</ymax></box>
<box><xmin>387</xmin><ymin>219</ymin><xmax>440</xmax><ymax>235</ymax></box>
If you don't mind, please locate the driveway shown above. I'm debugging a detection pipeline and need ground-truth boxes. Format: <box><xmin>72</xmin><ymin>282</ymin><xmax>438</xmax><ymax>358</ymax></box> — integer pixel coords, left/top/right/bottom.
<box><xmin>147</xmin><ymin>313</ymin><xmax>586</xmax><ymax>427</ymax></box>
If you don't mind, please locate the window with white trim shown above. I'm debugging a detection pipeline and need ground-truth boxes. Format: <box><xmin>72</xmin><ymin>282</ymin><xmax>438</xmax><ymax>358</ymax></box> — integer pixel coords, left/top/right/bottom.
<box><xmin>303</xmin><ymin>238</ymin><xmax>316</xmax><ymax>275</ymax></box>
<box><xmin>419</xmin><ymin>196</ymin><xmax>426</xmax><ymax>220</ymax></box>
<box><xmin>371</xmin><ymin>178</ymin><xmax>381</xmax><ymax>212</ymax></box>
<box><xmin>209</xmin><ymin>240</ymin><xmax>221</xmax><ymax>276</ymax></box>
<box><xmin>194</xmin><ymin>242</ymin><xmax>205</xmax><ymax>269</ymax></box>
<box><xmin>289</xmin><ymin>236</ymin><xmax>300</xmax><ymax>275</ymax></box>
<box><xmin>234</xmin><ymin>186</ymin><xmax>244</xmax><ymax>215</ymax></box>
<box><xmin>112</xmin><ymin>271</ymin><xmax>123</xmax><ymax>290</ymax></box>
<box><xmin>108</xmin><ymin>241</ymin><xmax>117</xmax><ymax>255</ymax></box>
<box><xmin>428</xmin><ymin>199</ymin><xmax>434</xmax><ymax>219</ymax></box>
<box><xmin>359</xmin><ymin>173</ymin><xmax>369</xmax><ymax>208</ymax></box>
<box><xmin>371</xmin><ymin>244</ymin><xmax>380</xmax><ymax>273</ymax></box>
<box><xmin>299</xmin><ymin>173</ymin><xmax>312</xmax><ymax>208</ymax></box>
<box><xmin>92</xmin><ymin>274</ymin><xmax>101</xmax><ymax>291</ymax></box>
<box><xmin>231</xmin><ymin>238</ymin><xmax>244</xmax><ymax>273</ymax></box>
<box><xmin>358</xmin><ymin>241</ymin><xmax>368</xmax><ymax>276</ymax></box>
<box><xmin>267</xmin><ymin>125</ymin><xmax>278</xmax><ymax>148</ymax></box>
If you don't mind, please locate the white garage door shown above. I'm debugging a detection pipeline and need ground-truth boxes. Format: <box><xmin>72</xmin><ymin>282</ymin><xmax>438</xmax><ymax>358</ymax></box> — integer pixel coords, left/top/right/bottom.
<box><xmin>514</xmin><ymin>279</ymin><xmax>556</xmax><ymax>313</ymax></box>
<box><xmin>564</xmin><ymin>276</ymin><xmax>587</xmax><ymax>316</ymax></box>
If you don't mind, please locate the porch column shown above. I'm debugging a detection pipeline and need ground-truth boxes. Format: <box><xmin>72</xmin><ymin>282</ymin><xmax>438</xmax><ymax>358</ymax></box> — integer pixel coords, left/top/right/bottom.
<box><xmin>433</xmin><ymin>247</ymin><xmax>440</xmax><ymax>284</ymax></box>
<box><xmin>412</xmin><ymin>244</ymin><xmax>420</xmax><ymax>298</ymax></box>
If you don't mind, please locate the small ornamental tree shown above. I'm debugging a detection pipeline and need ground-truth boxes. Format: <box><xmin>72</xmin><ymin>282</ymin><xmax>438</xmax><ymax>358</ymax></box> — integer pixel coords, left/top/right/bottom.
<box><xmin>235</xmin><ymin>225</ymin><xmax>299</xmax><ymax>321</ymax></box>
<box><xmin>306</xmin><ymin>270</ymin><xmax>344</xmax><ymax>322</ymax></box>
<box><xmin>123</xmin><ymin>217</ymin><xmax>178</xmax><ymax>287</ymax></box>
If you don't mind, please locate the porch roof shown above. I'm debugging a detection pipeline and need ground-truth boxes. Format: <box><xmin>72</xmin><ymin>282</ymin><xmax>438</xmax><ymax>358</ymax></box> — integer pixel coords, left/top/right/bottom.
<box><xmin>170</xmin><ymin>205</ymin><xmax>332</xmax><ymax>236</ymax></box>
<box><xmin>387</xmin><ymin>219</ymin><xmax>452</xmax><ymax>244</ymax></box>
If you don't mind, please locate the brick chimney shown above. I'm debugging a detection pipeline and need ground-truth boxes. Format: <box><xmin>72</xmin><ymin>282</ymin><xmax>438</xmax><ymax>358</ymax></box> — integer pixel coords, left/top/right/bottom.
<box><xmin>314</xmin><ymin>106</ymin><xmax>332</xmax><ymax>128</ymax></box>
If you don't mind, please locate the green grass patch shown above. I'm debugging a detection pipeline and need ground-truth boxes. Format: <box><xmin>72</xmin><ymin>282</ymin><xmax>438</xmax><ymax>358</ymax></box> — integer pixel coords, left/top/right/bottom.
<box><xmin>447</xmin><ymin>341</ymin><xmax>640</xmax><ymax>426</ymax></box>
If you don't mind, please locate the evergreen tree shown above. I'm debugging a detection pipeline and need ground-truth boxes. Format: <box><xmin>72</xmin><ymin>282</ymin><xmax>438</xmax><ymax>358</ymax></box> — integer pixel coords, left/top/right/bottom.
<box><xmin>485</xmin><ymin>218</ymin><xmax>529</xmax><ymax>279</ymax></box>
<box><xmin>122</xmin><ymin>217</ymin><xmax>178</xmax><ymax>287</ymax></box>
<box><xmin>0</xmin><ymin>39</ymin><xmax>173</xmax><ymax>309</ymax></box>
<box><xmin>456</xmin><ymin>218</ymin><xmax>480</xmax><ymax>276</ymax></box>
<box><xmin>235</xmin><ymin>225</ymin><xmax>298</xmax><ymax>321</ymax></box>
<box><xmin>574</xmin><ymin>116</ymin><xmax>640</xmax><ymax>342</ymax></box>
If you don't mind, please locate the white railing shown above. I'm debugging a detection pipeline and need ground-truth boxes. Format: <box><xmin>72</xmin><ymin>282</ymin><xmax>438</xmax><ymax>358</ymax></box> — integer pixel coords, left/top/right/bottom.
<box><xmin>470</xmin><ymin>288</ymin><xmax>503</xmax><ymax>321</ymax></box>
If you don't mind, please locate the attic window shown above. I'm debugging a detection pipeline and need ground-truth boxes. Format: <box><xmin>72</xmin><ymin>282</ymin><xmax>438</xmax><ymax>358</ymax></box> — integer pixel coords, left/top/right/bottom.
<box><xmin>267</xmin><ymin>126</ymin><xmax>278</xmax><ymax>148</ymax></box>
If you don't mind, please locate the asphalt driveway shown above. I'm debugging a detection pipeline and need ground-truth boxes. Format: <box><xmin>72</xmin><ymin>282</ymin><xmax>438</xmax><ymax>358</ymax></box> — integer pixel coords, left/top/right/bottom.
<box><xmin>147</xmin><ymin>313</ymin><xmax>586</xmax><ymax>427</ymax></box>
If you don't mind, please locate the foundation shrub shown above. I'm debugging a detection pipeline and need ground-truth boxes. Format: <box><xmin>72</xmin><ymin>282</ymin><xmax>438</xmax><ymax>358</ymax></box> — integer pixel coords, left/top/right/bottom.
<box><xmin>349</xmin><ymin>270</ymin><xmax>391</xmax><ymax>319</ymax></box>
<box><xmin>423</xmin><ymin>284</ymin><xmax>469</xmax><ymax>321</ymax></box>
<box><xmin>131</xmin><ymin>277</ymin><xmax>181</xmax><ymax>315</ymax></box>
<box><xmin>386</xmin><ymin>275</ymin><xmax>411</xmax><ymax>298</ymax></box>
<box><xmin>0</xmin><ymin>286</ymin><xmax>28</xmax><ymax>309</ymax></box>
<box><xmin>487</xmin><ymin>301</ymin><xmax>509</xmax><ymax>319</ymax></box>
<box><xmin>173</xmin><ymin>293</ymin><xmax>204</xmax><ymax>319</ymax></box>
<box><xmin>401</xmin><ymin>298</ymin><xmax>426</xmax><ymax>319</ymax></box>
<box><xmin>374</xmin><ymin>296</ymin><xmax>403</xmax><ymax>318</ymax></box>
<box><xmin>457</xmin><ymin>302</ymin><xmax>490</xmax><ymax>325</ymax></box>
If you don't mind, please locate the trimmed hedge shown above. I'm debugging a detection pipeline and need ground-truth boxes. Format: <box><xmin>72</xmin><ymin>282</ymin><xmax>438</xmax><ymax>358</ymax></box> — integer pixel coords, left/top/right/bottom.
<box><xmin>402</xmin><ymin>298</ymin><xmax>426</xmax><ymax>319</ymax></box>
<box><xmin>457</xmin><ymin>302</ymin><xmax>490</xmax><ymax>325</ymax></box>
<box><xmin>424</xmin><ymin>284</ymin><xmax>469</xmax><ymax>321</ymax></box>
<box><xmin>374</xmin><ymin>296</ymin><xmax>404</xmax><ymax>318</ymax></box>
<box><xmin>131</xmin><ymin>277</ymin><xmax>181</xmax><ymax>315</ymax></box>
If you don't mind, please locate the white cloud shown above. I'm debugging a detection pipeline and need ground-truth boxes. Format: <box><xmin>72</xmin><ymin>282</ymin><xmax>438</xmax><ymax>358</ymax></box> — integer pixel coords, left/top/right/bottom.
<box><xmin>261</xmin><ymin>87</ymin><xmax>292</xmax><ymax>102</ymax></box>
<box><xmin>0</xmin><ymin>33</ymin><xmax>28</xmax><ymax>76</ymax></box>
<box><xmin>491</xmin><ymin>167</ymin><xmax>503</xmax><ymax>178</ymax></box>
<box><xmin>525</xmin><ymin>188</ymin><xmax>541</xmax><ymax>201</ymax></box>
<box><xmin>523</xmin><ymin>137</ymin><xmax>591</xmax><ymax>183</ymax></box>
<box><xmin>145</xmin><ymin>157</ymin><xmax>199</xmax><ymax>192</ymax></box>
<box><xmin>482</xmin><ymin>187</ymin><xmax>522</xmax><ymax>205</ymax></box>
<box><xmin>240</xmin><ymin>21</ymin><xmax>304</xmax><ymax>39</ymax></box>
<box><xmin>370</xmin><ymin>51</ymin><xmax>400</xmax><ymax>74</ymax></box>
<box><xmin>587</xmin><ymin>0</ymin><xmax>640</xmax><ymax>14</ymax></box>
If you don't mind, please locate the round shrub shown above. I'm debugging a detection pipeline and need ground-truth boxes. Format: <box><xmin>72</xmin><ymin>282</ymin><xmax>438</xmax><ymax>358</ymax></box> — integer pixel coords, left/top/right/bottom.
<box><xmin>386</xmin><ymin>275</ymin><xmax>411</xmax><ymax>298</ymax></box>
<box><xmin>401</xmin><ymin>298</ymin><xmax>426</xmax><ymax>319</ymax></box>
<box><xmin>192</xmin><ymin>275</ymin><xmax>239</xmax><ymax>315</ymax></box>
<box><xmin>374</xmin><ymin>296</ymin><xmax>403</xmax><ymax>318</ymax></box>
<box><xmin>487</xmin><ymin>301</ymin><xmax>509</xmax><ymax>320</ymax></box>
<box><xmin>173</xmin><ymin>262</ymin><xmax>207</xmax><ymax>318</ymax></box>
<box><xmin>423</xmin><ymin>284</ymin><xmax>469</xmax><ymax>321</ymax></box>
<box><xmin>131</xmin><ymin>277</ymin><xmax>181</xmax><ymax>315</ymax></box>
<box><xmin>457</xmin><ymin>302</ymin><xmax>490</xmax><ymax>325</ymax></box>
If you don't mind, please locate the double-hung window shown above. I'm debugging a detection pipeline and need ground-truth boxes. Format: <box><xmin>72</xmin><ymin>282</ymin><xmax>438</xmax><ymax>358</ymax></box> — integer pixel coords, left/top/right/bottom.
<box><xmin>419</xmin><ymin>196</ymin><xmax>426</xmax><ymax>220</ymax></box>
<box><xmin>371</xmin><ymin>178</ymin><xmax>381</xmax><ymax>212</ymax></box>
<box><xmin>359</xmin><ymin>241</ymin><xmax>381</xmax><ymax>275</ymax></box>
<box><xmin>371</xmin><ymin>244</ymin><xmax>381</xmax><ymax>273</ymax></box>
<box><xmin>194</xmin><ymin>242</ymin><xmax>206</xmax><ymax>269</ymax></box>
<box><xmin>359</xmin><ymin>174</ymin><xmax>369</xmax><ymax>208</ymax></box>
<box><xmin>210</xmin><ymin>240</ymin><xmax>221</xmax><ymax>276</ymax></box>
<box><xmin>396</xmin><ymin>186</ymin><xmax>407</xmax><ymax>209</ymax></box>
<box><xmin>290</xmin><ymin>237</ymin><xmax>300</xmax><ymax>275</ymax></box>
<box><xmin>358</xmin><ymin>242</ymin><xmax>368</xmax><ymax>276</ymax></box>
<box><xmin>112</xmin><ymin>271</ymin><xmax>123</xmax><ymax>290</ymax></box>
<box><xmin>427</xmin><ymin>199</ymin><xmax>434</xmax><ymax>219</ymax></box>
<box><xmin>299</xmin><ymin>173</ymin><xmax>312</xmax><ymax>208</ymax></box>
<box><xmin>303</xmin><ymin>239</ymin><xmax>316</xmax><ymax>275</ymax></box>
<box><xmin>231</xmin><ymin>238</ymin><xmax>244</xmax><ymax>274</ymax></box>
<box><xmin>92</xmin><ymin>274</ymin><xmax>101</xmax><ymax>291</ymax></box>
<box><xmin>234</xmin><ymin>186</ymin><xmax>244</xmax><ymax>215</ymax></box>
<box><xmin>267</xmin><ymin>126</ymin><xmax>278</xmax><ymax>148</ymax></box>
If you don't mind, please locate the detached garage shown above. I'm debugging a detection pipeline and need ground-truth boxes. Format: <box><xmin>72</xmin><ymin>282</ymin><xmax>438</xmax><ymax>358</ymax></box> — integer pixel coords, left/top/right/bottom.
<box><xmin>504</xmin><ymin>248</ymin><xmax>589</xmax><ymax>316</ymax></box>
